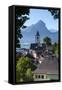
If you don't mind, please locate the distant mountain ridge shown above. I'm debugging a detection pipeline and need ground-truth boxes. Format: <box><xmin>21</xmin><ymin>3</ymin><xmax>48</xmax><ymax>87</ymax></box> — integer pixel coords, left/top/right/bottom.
<box><xmin>21</xmin><ymin>20</ymin><xmax>58</xmax><ymax>45</ymax></box>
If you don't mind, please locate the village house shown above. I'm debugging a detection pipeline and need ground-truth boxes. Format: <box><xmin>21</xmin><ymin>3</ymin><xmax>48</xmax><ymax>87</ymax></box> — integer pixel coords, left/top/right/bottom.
<box><xmin>33</xmin><ymin>58</ymin><xmax>59</xmax><ymax>81</ymax></box>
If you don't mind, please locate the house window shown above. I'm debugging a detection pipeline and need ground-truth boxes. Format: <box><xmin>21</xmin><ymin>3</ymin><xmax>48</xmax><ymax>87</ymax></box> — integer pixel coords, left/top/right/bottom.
<box><xmin>38</xmin><ymin>75</ymin><xmax>40</xmax><ymax>78</ymax></box>
<box><xmin>35</xmin><ymin>74</ymin><xmax>45</xmax><ymax>79</ymax></box>
<box><xmin>35</xmin><ymin>75</ymin><xmax>37</xmax><ymax>78</ymax></box>
<box><xmin>35</xmin><ymin>75</ymin><xmax>40</xmax><ymax>79</ymax></box>
<box><xmin>41</xmin><ymin>75</ymin><xmax>44</xmax><ymax>79</ymax></box>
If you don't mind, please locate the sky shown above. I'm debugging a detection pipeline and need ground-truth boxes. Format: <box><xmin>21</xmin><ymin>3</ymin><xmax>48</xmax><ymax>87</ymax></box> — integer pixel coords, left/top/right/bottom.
<box><xmin>24</xmin><ymin>9</ymin><xmax>58</xmax><ymax>31</ymax></box>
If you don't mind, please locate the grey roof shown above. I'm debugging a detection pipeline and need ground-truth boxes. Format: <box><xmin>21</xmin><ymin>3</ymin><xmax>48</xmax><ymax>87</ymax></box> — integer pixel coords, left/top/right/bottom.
<box><xmin>33</xmin><ymin>58</ymin><xmax>59</xmax><ymax>74</ymax></box>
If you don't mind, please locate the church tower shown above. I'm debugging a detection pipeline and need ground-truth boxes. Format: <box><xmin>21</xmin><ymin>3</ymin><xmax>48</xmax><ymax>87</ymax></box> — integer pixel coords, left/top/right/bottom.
<box><xmin>35</xmin><ymin>31</ymin><xmax>40</xmax><ymax>46</ymax></box>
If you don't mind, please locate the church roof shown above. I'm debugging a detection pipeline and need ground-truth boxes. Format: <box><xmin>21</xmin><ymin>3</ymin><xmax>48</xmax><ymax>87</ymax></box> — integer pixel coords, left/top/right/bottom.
<box><xmin>36</xmin><ymin>31</ymin><xmax>40</xmax><ymax>36</ymax></box>
<box><xmin>30</xmin><ymin>43</ymin><xmax>38</xmax><ymax>49</ymax></box>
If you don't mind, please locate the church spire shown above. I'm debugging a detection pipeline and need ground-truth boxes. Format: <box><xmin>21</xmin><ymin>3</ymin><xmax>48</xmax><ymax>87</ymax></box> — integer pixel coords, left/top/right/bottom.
<box><xmin>35</xmin><ymin>31</ymin><xmax>40</xmax><ymax>45</ymax></box>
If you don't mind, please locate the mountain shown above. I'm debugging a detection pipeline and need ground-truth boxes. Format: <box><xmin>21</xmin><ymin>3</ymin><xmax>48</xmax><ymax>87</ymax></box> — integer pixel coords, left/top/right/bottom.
<box><xmin>21</xmin><ymin>20</ymin><xmax>58</xmax><ymax>45</ymax></box>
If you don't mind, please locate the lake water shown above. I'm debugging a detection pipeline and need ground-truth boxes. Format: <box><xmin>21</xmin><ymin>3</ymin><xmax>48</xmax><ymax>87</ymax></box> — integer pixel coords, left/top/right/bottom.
<box><xmin>21</xmin><ymin>44</ymin><xmax>30</xmax><ymax>49</ymax></box>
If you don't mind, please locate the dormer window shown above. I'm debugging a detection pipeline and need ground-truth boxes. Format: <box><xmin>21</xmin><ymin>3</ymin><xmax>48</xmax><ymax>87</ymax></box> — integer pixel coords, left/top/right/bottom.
<box><xmin>35</xmin><ymin>74</ymin><xmax>45</xmax><ymax>79</ymax></box>
<box><xmin>41</xmin><ymin>75</ymin><xmax>44</xmax><ymax>79</ymax></box>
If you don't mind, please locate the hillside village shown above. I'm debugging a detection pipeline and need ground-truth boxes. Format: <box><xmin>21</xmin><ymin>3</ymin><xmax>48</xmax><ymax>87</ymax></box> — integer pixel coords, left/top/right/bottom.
<box><xmin>16</xmin><ymin>31</ymin><xmax>59</xmax><ymax>81</ymax></box>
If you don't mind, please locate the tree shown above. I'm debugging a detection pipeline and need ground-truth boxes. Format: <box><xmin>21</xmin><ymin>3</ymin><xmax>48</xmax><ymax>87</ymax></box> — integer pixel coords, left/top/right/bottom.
<box><xmin>43</xmin><ymin>36</ymin><xmax>52</xmax><ymax>46</ymax></box>
<box><xmin>48</xmin><ymin>9</ymin><xmax>60</xmax><ymax>19</ymax></box>
<box><xmin>16</xmin><ymin>56</ymin><xmax>36</xmax><ymax>82</ymax></box>
<box><xmin>25</xmin><ymin>68</ymin><xmax>33</xmax><ymax>81</ymax></box>
<box><xmin>16</xmin><ymin>7</ymin><xmax>30</xmax><ymax>48</ymax></box>
<box><xmin>52</xmin><ymin>42</ymin><xmax>59</xmax><ymax>55</ymax></box>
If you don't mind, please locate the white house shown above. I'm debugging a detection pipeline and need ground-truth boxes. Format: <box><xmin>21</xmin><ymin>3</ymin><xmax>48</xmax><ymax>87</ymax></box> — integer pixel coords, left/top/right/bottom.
<box><xmin>33</xmin><ymin>57</ymin><xmax>59</xmax><ymax>81</ymax></box>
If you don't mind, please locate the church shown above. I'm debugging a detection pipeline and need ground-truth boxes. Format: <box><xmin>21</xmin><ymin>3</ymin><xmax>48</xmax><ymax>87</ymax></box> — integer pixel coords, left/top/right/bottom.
<box><xmin>30</xmin><ymin>31</ymin><xmax>46</xmax><ymax>57</ymax></box>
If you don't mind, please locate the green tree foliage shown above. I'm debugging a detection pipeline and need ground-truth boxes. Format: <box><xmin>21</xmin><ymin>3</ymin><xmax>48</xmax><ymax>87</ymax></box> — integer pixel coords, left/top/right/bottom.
<box><xmin>43</xmin><ymin>36</ymin><xmax>52</xmax><ymax>46</ymax></box>
<box><xmin>52</xmin><ymin>42</ymin><xmax>59</xmax><ymax>55</ymax></box>
<box><xmin>48</xmin><ymin>9</ymin><xmax>60</xmax><ymax>19</ymax></box>
<box><xmin>25</xmin><ymin>68</ymin><xmax>33</xmax><ymax>81</ymax></box>
<box><xmin>16</xmin><ymin>56</ymin><xmax>36</xmax><ymax>82</ymax></box>
<box><xmin>16</xmin><ymin>7</ymin><xmax>30</xmax><ymax>48</ymax></box>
